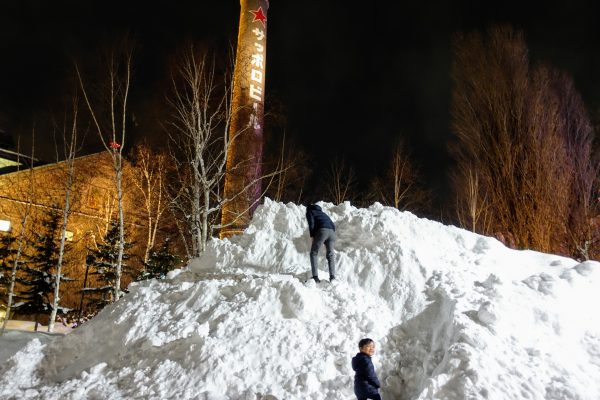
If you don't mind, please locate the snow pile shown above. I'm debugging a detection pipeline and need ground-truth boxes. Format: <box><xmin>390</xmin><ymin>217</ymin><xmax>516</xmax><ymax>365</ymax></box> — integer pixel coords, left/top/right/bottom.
<box><xmin>1</xmin><ymin>199</ymin><xmax>599</xmax><ymax>399</ymax></box>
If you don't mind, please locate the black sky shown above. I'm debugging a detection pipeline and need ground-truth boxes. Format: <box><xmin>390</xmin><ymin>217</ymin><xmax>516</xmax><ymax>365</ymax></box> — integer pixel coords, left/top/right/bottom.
<box><xmin>1</xmin><ymin>1</ymin><xmax>600</xmax><ymax>207</ymax></box>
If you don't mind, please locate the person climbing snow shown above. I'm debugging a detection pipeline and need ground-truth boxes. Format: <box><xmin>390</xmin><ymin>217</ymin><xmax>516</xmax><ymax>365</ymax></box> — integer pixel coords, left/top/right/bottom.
<box><xmin>352</xmin><ymin>338</ymin><xmax>382</xmax><ymax>400</ymax></box>
<box><xmin>305</xmin><ymin>203</ymin><xmax>336</xmax><ymax>283</ymax></box>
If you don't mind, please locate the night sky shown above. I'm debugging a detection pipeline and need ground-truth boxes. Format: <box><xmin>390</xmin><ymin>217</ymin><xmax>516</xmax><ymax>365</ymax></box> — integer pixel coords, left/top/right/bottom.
<box><xmin>1</xmin><ymin>1</ymin><xmax>600</xmax><ymax>207</ymax></box>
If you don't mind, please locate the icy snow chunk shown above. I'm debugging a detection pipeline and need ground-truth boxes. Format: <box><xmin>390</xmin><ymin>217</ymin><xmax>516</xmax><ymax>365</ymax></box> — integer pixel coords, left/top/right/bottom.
<box><xmin>278</xmin><ymin>280</ymin><xmax>321</xmax><ymax>319</ymax></box>
<box><xmin>477</xmin><ymin>301</ymin><xmax>497</xmax><ymax>325</ymax></box>
<box><xmin>522</xmin><ymin>273</ymin><xmax>556</xmax><ymax>295</ymax></box>
<box><xmin>166</xmin><ymin>268</ymin><xmax>184</xmax><ymax>279</ymax></box>
<box><xmin>472</xmin><ymin>236</ymin><xmax>492</xmax><ymax>254</ymax></box>
<box><xmin>575</xmin><ymin>261</ymin><xmax>595</xmax><ymax>276</ymax></box>
<box><xmin>298</xmin><ymin>372</ymin><xmax>320</xmax><ymax>392</ymax></box>
<box><xmin>0</xmin><ymin>338</ymin><xmax>45</xmax><ymax>396</ymax></box>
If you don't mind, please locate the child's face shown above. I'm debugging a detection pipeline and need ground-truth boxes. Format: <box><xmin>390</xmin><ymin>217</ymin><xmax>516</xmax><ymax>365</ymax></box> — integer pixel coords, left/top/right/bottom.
<box><xmin>360</xmin><ymin>342</ymin><xmax>376</xmax><ymax>356</ymax></box>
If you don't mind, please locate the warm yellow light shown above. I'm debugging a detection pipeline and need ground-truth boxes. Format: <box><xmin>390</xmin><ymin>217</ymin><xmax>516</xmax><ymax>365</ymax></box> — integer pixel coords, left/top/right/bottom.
<box><xmin>0</xmin><ymin>219</ymin><xmax>10</xmax><ymax>232</ymax></box>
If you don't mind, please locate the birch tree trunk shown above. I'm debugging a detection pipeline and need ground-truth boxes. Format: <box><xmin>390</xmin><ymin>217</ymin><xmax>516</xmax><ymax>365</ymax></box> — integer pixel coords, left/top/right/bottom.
<box><xmin>48</xmin><ymin>161</ymin><xmax>74</xmax><ymax>332</ymax></box>
<box><xmin>114</xmin><ymin>156</ymin><xmax>125</xmax><ymax>301</ymax></box>
<box><xmin>0</xmin><ymin>210</ymin><xmax>29</xmax><ymax>335</ymax></box>
<box><xmin>48</xmin><ymin>98</ymin><xmax>80</xmax><ymax>333</ymax></box>
<box><xmin>1</xmin><ymin>136</ymin><xmax>35</xmax><ymax>336</ymax></box>
<box><xmin>76</xmin><ymin>42</ymin><xmax>132</xmax><ymax>301</ymax></box>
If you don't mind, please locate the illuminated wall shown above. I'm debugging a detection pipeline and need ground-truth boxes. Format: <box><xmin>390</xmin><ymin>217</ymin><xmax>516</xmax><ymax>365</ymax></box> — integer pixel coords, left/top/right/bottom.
<box><xmin>0</xmin><ymin>152</ymin><xmax>150</xmax><ymax>311</ymax></box>
<box><xmin>221</xmin><ymin>0</ymin><xmax>269</xmax><ymax>237</ymax></box>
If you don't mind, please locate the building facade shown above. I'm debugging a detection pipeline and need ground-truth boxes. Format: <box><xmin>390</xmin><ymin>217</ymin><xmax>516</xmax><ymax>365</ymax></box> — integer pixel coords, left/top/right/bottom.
<box><xmin>0</xmin><ymin>152</ymin><xmax>156</xmax><ymax>319</ymax></box>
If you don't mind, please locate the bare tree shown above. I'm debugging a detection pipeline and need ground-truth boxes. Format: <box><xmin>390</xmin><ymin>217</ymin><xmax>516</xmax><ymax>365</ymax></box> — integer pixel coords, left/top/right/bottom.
<box><xmin>450</xmin><ymin>25</ymin><xmax>597</xmax><ymax>257</ymax></box>
<box><xmin>166</xmin><ymin>46</ymin><xmax>233</xmax><ymax>256</ymax></box>
<box><xmin>166</xmin><ymin>45</ymin><xmax>279</xmax><ymax>253</ymax></box>
<box><xmin>521</xmin><ymin>65</ymin><xmax>572</xmax><ymax>252</ymax></box>
<box><xmin>166</xmin><ymin>44</ymin><xmax>287</xmax><ymax>255</ymax></box>
<box><xmin>76</xmin><ymin>42</ymin><xmax>132</xmax><ymax>301</ymax></box>
<box><xmin>264</xmin><ymin>130</ymin><xmax>312</xmax><ymax>204</ymax></box>
<box><xmin>550</xmin><ymin>70</ymin><xmax>598</xmax><ymax>259</ymax></box>
<box><xmin>272</xmin><ymin>130</ymin><xmax>291</xmax><ymax>202</ymax></box>
<box><xmin>450</xmin><ymin>25</ymin><xmax>529</xmax><ymax>246</ymax></box>
<box><xmin>453</xmin><ymin>164</ymin><xmax>491</xmax><ymax>233</ymax></box>
<box><xmin>325</xmin><ymin>156</ymin><xmax>357</xmax><ymax>205</ymax></box>
<box><xmin>48</xmin><ymin>96</ymin><xmax>81</xmax><ymax>333</ymax></box>
<box><xmin>371</xmin><ymin>140</ymin><xmax>431</xmax><ymax>213</ymax></box>
<box><xmin>1</xmin><ymin>135</ymin><xmax>35</xmax><ymax>336</ymax></box>
<box><xmin>130</xmin><ymin>144</ymin><xmax>169</xmax><ymax>263</ymax></box>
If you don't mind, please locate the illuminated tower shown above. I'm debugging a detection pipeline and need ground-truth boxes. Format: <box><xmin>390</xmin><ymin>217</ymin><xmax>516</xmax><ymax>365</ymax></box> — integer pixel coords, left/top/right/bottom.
<box><xmin>220</xmin><ymin>0</ymin><xmax>269</xmax><ymax>238</ymax></box>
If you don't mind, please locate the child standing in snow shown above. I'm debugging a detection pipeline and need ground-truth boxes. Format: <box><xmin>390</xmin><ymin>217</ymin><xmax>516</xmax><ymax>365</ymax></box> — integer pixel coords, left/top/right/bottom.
<box><xmin>352</xmin><ymin>338</ymin><xmax>382</xmax><ymax>400</ymax></box>
<box><xmin>305</xmin><ymin>204</ymin><xmax>336</xmax><ymax>283</ymax></box>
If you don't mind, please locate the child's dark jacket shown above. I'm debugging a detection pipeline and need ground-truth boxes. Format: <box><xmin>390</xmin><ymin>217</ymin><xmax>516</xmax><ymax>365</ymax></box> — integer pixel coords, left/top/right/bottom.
<box><xmin>352</xmin><ymin>352</ymin><xmax>381</xmax><ymax>397</ymax></box>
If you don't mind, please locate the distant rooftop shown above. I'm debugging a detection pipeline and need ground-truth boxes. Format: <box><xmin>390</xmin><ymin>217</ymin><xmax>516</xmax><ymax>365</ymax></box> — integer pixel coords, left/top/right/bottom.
<box><xmin>0</xmin><ymin>130</ymin><xmax>42</xmax><ymax>174</ymax></box>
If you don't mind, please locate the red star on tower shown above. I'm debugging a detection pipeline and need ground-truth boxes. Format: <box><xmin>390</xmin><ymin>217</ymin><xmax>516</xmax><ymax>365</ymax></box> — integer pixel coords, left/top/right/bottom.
<box><xmin>249</xmin><ymin>7</ymin><xmax>267</xmax><ymax>26</ymax></box>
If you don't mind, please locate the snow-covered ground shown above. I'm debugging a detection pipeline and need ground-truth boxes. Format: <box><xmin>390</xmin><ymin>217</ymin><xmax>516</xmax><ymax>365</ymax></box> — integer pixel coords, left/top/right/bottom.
<box><xmin>1</xmin><ymin>320</ymin><xmax>73</xmax><ymax>335</ymax></box>
<box><xmin>1</xmin><ymin>199</ymin><xmax>599</xmax><ymax>399</ymax></box>
<box><xmin>0</xmin><ymin>329</ymin><xmax>66</xmax><ymax>368</ymax></box>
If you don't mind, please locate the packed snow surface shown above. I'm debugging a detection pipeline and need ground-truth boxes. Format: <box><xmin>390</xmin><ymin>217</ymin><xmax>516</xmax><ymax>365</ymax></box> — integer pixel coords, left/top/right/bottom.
<box><xmin>1</xmin><ymin>199</ymin><xmax>599</xmax><ymax>399</ymax></box>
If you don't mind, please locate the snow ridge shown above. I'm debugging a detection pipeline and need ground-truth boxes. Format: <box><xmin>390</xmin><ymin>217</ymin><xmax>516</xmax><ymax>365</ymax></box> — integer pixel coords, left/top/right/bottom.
<box><xmin>1</xmin><ymin>199</ymin><xmax>599</xmax><ymax>399</ymax></box>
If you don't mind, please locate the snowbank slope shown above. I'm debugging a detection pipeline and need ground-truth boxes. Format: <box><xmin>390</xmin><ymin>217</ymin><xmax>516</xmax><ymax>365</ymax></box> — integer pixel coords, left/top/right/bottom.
<box><xmin>1</xmin><ymin>199</ymin><xmax>599</xmax><ymax>399</ymax></box>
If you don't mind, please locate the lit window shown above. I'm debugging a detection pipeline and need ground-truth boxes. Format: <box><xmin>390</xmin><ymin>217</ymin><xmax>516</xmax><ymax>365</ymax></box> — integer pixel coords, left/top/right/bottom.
<box><xmin>65</xmin><ymin>231</ymin><xmax>74</xmax><ymax>241</ymax></box>
<box><xmin>0</xmin><ymin>220</ymin><xmax>10</xmax><ymax>232</ymax></box>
